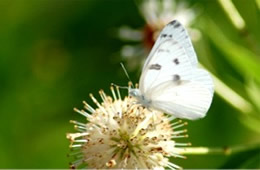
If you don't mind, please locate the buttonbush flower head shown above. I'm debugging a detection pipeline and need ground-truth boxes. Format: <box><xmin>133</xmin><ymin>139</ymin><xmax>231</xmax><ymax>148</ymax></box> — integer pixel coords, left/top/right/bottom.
<box><xmin>67</xmin><ymin>85</ymin><xmax>190</xmax><ymax>169</ymax></box>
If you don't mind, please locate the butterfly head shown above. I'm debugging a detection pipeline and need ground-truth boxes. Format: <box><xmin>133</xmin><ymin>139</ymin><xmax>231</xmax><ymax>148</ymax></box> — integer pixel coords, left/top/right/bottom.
<box><xmin>129</xmin><ymin>88</ymin><xmax>152</xmax><ymax>108</ymax></box>
<box><xmin>129</xmin><ymin>88</ymin><xmax>141</xmax><ymax>98</ymax></box>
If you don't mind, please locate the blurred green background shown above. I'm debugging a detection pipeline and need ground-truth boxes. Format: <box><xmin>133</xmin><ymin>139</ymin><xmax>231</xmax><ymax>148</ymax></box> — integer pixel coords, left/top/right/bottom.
<box><xmin>0</xmin><ymin>0</ymin><xmax>259</xmax><ymax>168</ymax></box>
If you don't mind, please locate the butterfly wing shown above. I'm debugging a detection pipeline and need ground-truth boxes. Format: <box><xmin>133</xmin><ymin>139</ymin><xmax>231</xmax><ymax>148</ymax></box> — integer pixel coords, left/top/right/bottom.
<box><xmin>138</xmin><ymin>20</ymin><xmax>214</xmax><ymax>119</ymax></box>
<box><xmin>142</xmin><ymin>20</ymin><xmax>198</xmax><ymax>71</ymax></box>
<box><xmin>139</xmin><ymin>39</ymin><xmax>195</xmax><ymax>93</ymax></box>
<box><xmin>147</xmin><ymin>81</ymin><xmax>213</xmax><ymax>120</ymax></box>
<box><xmin>192</xmin><ymin>69</ymin><xmax>214</xmax><ymax>93</ymax></box>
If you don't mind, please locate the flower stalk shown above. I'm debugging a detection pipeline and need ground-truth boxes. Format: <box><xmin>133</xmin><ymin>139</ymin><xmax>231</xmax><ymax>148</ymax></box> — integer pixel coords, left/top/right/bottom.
<box><xmin>178</xmin><ymin>143</ymin><xmax>260</xmax><ymax>155</ymax></box>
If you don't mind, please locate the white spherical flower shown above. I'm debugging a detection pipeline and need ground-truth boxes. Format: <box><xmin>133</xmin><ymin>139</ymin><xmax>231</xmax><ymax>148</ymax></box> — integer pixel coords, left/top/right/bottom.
<box><xmin>67</xmin><ymin>86</ymin><xmax>190</xmax><ymax>169</ymax></box>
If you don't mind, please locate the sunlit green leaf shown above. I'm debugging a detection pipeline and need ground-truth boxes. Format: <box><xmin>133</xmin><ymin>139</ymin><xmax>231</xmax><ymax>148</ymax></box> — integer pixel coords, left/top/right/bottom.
<box><xmin>204</xmin><ymin>19</ymin><xmax>260</xmax><ymax>83</ymax></box>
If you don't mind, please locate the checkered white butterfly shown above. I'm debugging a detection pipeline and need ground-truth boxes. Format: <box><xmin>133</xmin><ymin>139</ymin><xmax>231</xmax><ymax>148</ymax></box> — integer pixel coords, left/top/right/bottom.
<box><xmin>129</xmin><ymin>20</ymin><xmax>214</xmax><ymax>120</ymax></box>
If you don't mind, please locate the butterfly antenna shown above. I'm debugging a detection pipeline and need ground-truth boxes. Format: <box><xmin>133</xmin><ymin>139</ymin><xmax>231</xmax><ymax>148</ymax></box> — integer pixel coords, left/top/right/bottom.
<box><xmin>111</xmin><ymin>83</ymin><xmax>129</xmax><ymax>90</ymax></box>
<box><xmin>120</xmin><ymin>62</ymin><xmax>134</xmax><ymax>88</ymax></box>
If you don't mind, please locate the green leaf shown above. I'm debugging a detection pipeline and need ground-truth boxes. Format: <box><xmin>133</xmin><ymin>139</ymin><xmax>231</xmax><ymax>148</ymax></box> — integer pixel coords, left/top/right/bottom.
<box><xmin>239</xmin><ymin>114</ymin><xmax>260</xmax><ymax>133</ymax></box>
<box><xmin>204</xmin><ymin>18</ymin><xmax>260</xmax><ymax>83</ymax></box>
<box><xmin>220</xmin><ymin>145</ymin><xmax>260</xmax><ymax>168</ymax></box>
<box><xmin>246</xmin><ymin>79</ymin><xmax>260</xmax><ymax>111</ymax></box>
<box><xmin>240</xmin><ymin>152</ymin><xmax>260</xmax><ymax>168</ymax></box>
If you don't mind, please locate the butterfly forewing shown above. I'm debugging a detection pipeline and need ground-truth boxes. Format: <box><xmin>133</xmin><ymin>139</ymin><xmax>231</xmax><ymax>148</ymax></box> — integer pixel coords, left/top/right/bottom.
<box><xmin>142</xmin><ymin>20</ymin><xmax>198</xmax><ymax>72</ymax></box>
<box><xmin>139</xmin><ymin>39</ymin><xmax>194</xmax><ymax>94</ymax></box>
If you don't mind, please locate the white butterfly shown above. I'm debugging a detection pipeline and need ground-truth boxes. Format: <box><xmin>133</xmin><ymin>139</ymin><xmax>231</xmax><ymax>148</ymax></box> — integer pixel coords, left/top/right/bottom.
<box><xmin>129</xmin><ymin>20</ymin><xmax>214</xmax><ymax>120</ymax></box>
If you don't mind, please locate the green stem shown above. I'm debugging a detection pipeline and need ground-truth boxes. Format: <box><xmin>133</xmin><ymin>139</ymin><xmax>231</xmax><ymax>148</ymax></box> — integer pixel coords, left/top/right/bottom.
<box><xmin>178</xmin><ymin>143</ymin><xmax>260</xmax><ymax>155</ymax></box>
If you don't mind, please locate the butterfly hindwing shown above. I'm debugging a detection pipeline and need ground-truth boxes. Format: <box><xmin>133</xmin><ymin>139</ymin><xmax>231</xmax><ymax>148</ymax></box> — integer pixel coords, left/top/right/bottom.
<box><xmin>191</xmin><ymin>69</ymin><xmax>214</xmax><ymax>93</ymax></box>
<box><xmin>148</xmin><ymin>81</ymin><xmax>213</xmax><ymax>120</ymax></box>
